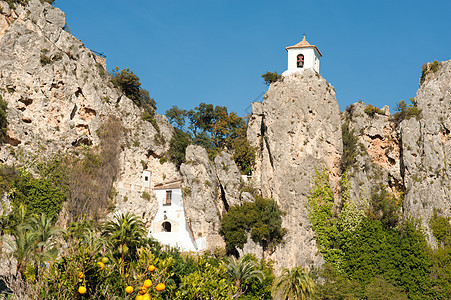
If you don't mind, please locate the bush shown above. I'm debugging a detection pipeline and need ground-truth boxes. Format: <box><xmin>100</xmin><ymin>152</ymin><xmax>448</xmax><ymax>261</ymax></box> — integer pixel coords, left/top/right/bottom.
<box><xmin>219</xmin><ymin>196</ymin><xmax>286</xmax><ymax>256</ymax></box>
<box><xmin>392</xmin><ymin>99</ymin><xmax>421</xmax><ymax>124</ymax></box>
<box><xmin>429</xmin><ymin>210</ymin><xmax>451</xmax><ymax>246</ymax></box>
<box><xmin>364</xmin><ymin>104</ymin><xmax>385</xmax><ymax>118</ymax></box>
<box><xmin>0</xmin><ymin>95</ymin><xmax>7</xmax><ymax>142</ymax></box>
<box><xmin>111</xmin><ymin>67</ymin><xmax>156</xmax><ymax>110</ymax></box>
<box><xmin>340</xmin><ymin>122</ymin><xmax>359</xmax><ymax>172</ymax></box>
<box><xmin>420</xmin><ymin>60</ymin><xmax>440</xmax><ymax>85</ymax></box>
<box><xmin>261</xmin><ymin>71</ymin><xmax>282</xmax><ymax>86</ymax></box>
<box><xmin>167</xmin><ymin>128</ymin><xmax>191</xmax><ymax>169</ymax></box>
<box><xmin>10</xmin><ymin>172</ymin><xmax>66</xmax><ymax>221</ymax></box>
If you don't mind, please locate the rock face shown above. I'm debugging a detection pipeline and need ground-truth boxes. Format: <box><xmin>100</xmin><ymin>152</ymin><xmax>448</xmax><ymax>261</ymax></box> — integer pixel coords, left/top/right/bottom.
<box><xmin>3</xmin><ymin>0</ymin><xmax>451</xmax><ymax>270</ymax></box>
<box><xmin>400</xmin><ymin>61</ymin><xmax>451</xmax><ymax>243</ymax></box>
<box><xmin>343</xmin><ymin>103</ymin><xmax>401</xmax><ymax>207</ymax></box>
<box><xmin>247</xmin><ymin>70</ymin><xmax>342</xmax><ymax>268</ymax></box>
<box><xmin>0</xmin><ymin>0</ymin><xmax>174</xmax><ymax>226</ymax></box>
<box><xmin>180</xmin><ymin>146</ymin><xmax>244</xmax><ymax>250</ymax></box>
<box><xmin>342</xmin><ymin>61</ymin><xmax>451</xmax><ymax>245</ymax></box>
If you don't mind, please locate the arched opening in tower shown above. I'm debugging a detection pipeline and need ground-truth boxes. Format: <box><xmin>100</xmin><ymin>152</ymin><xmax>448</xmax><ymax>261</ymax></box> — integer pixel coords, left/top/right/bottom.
<box><xmin>162</xmin><ymin>221</ymin><xmax>172</xmax><ymax>232</ymax></box>
<box><xmin>297</xmin><ymin>54</ymin><xmax>304</xmax><ymax>68</ymax></box>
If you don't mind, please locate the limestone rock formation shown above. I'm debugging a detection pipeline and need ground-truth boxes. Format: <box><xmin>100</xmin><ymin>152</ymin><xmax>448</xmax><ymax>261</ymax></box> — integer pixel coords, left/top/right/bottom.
<box><xmin>343</xmin><ymin>102</ymin><xmax>401</xmax><ymax>206</ymax></box>
<box><xmin>0</xmin><ymin>0</ymin><xmax>174</xmax><ymax>225</ymax></box>
<box><xmin>180</xmin><ymin>146</ymin><xmax>244</xmax><ymax>250</ymax></box>
<box><xmin>180</xmin><ymin>146</ymin><xmax>223</xmax><ymax>249</ymax></box>
<box><xmin>247</xmin><ymin>70</ymin><xmax>342</xmax><ymax>268</ymax></box>
<box><xmin>400</xmin><ymin>60</ymin><xmax>451</xmax><ymax>243</ymax></box>
<box><xmin>214</xmin><ymin>151</ymin><xmax>242</xmax><ymax>208</ymax></box>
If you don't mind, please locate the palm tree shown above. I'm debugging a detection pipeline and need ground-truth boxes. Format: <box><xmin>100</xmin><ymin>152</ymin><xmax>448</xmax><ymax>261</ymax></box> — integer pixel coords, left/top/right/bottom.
<box><xmin>27</xmin><ymin>213</ymin><xmax>63</xmax><ymax>251</ymax></box>
<box><xmin>10</xmin><ymin>226</ymin><xmax>34</xmax><ymax>275</ymax></box>
<box><xmin>271</xmin><ymin>266</ymin><xmax>315</xmax><ymax>300</ymax></box>
<box><xmin>102</xmin><ymin>212</ymin><xmax>146</xmax><ymax>273</ymax></box>
<box><xmin>26</xmin><ymin>213</ymin><xmax>63</xmax><ymax>276</ymax></box>
<box><xmin>226</xmin><ymin>256</ymin><xmax>264</xmax><ymax>299</ymax></box>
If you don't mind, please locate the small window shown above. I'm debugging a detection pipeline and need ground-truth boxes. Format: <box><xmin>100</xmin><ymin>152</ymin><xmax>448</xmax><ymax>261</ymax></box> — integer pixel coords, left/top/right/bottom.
<box><xmin>297</xmin><ymin>54</ymin><xmax>304</xmax><ymax>68</ymax></box>
<box><xmin>165</xmin><ymin>190</ymin><xmax>172</xmax><ymax>205</ymax></box>
<box><xmin>144</xmin><ymin>176</ymin><xmax>149</xmax><ymax>181</ymax></box>
<box><xmin>162</xmin><ymin>221</ymin><xmax>172</xmax><ymax>232</ymax></box>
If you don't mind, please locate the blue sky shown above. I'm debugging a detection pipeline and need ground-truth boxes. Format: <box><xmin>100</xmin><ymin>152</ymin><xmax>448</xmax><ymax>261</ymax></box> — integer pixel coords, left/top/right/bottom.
<box><xmin>56</xmin><ymin>0</ymin><xmax>451</xmax><ymax>117</ymax></box>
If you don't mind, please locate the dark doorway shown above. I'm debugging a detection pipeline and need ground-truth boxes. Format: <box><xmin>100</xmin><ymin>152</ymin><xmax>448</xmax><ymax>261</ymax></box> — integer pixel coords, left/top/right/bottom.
<box><xmin>162</xmin><ymin>221</ymin><xmax>172</xmax><ymax>232</ymax></box>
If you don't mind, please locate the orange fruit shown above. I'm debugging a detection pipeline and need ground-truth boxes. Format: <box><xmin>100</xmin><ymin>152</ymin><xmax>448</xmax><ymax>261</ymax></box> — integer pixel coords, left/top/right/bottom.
<box><xmin>142</xmin><ymin>294</ymin><xmax>151</xmax><ymax>300</ymax></box>
<box><xmin>78</xmin><ymin>271</ymin><xmax>84</xmax><ymax>279</ymax></box>
<box><xmin>101</xmin><ymin>257</ymin><xmax>109</xmax><ymax>264</ymax></box>
<box><xmin>136</xmin><ymin>295</ymin><xmax>143</xmax><ymax>300</ymax></box>
<box><xmin>147</xmin><ymin>265</ymin><xmax>155</xmax><ymax>272</ymax></box>
<box><xmin>97</xmin><ymin>261</ymin><xmax>105</xmax><ymax>270</ymax></box>
<box><xmin>125</xmin><ymin>286</ymin><xmax>134</xmax><ymax>294</ymax></box>
<box><xmin>138</xmin><ymin>286</ymin><xmax>147</xmax><ymax>295</ymax></box>
<box><xmin>156</xmin><ymin>283</ymin><xmax>165</xmax><ymax>291</ymax></box>
<box><xmin>78</xmin><ymin>286</ymin><xmax>87</xmax><ymax>294</ymax></box>
<box><xmin>143</xmin><ymin>279</ymin><xmax>152</xmax><ymax>288</ymax></box>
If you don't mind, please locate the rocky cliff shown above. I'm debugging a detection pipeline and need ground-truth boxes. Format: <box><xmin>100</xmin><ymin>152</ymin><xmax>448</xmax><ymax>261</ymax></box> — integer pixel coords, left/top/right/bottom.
<box><xmin>246</xmin><ymin>70</ymin><xmax>342</xmax><ymax>268</ymax></box>
<box><xmin>0</xmin><ymin>0</ymin><xmax>175</xmax><ymax>225</ymax></box>
<box><xmin>1</xmin><ymin>0</ymin><xmax>451</xmax><ymax>271</ymax></box>
<box><xmin>342</xmin><ymin>60</ymin><xmax>451</xmax><ymax>245</ymax></box>
<box><xmin>400</xmin><ymin>61</ymin><xmax>451</xmax><ymax>243</ymax></box>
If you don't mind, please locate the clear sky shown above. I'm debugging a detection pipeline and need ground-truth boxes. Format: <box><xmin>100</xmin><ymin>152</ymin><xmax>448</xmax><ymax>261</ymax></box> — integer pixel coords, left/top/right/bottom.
<box><xmin>56</xmin><ymin>0</ymin><xmax>451</xmax><ymax>117</ymax></box>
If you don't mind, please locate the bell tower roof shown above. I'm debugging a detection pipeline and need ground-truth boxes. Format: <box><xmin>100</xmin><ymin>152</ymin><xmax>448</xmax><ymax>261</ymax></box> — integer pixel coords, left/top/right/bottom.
<box><xmin>286</xmin><ymin>35</ymin><xmax>322</xmax><ymax>57</ymax></box>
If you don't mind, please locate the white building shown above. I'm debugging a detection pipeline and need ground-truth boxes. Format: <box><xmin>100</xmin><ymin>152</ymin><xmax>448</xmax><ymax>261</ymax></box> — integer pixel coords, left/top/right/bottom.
<box><xmin>282</xmin><ymin>35</ymin><xmax>322</xmax><ymax>76</ymax></box>
<box><xmin>148</xmin><ymin>180</ymin><xmax>205</xmax><ymax>252</ymax></box>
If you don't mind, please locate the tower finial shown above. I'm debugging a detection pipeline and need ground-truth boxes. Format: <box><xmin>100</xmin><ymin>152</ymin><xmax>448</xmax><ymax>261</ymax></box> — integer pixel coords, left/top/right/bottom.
<box><xmin>302</xmin><ymin>33</ymin><xmax>306</xmax><ymax>41</ymax></box>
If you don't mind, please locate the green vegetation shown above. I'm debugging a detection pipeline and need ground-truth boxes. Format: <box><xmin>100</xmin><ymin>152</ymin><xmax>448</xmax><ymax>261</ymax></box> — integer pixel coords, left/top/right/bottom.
<box><xmin>219</xmin><ymin>196</ymin><xmax>286</xmax><ymax>256</ymax></box>
<box><xmin>0</xmin><ymin>94</ymin><xmax>7</xmax><ymax>142</ymax></box>
<box><xmin>111</xmin><ymin>67</ymin><xmax>157</xmax><ymax>129</ymax></box>
<box><xmin>165</xmin><ymin>103</ymin><xmax>256</xmax><ymax>174</ymax></box>
<box><xmin>1</xmin><ymin>210</ymin><xmax>283</xmax><ymax>299</ymax></box>
<box><xmin>271</xmin><ymin>265</ymin><xmax>315</xmax><ymax>300</ymax></box>
<box><xmin>340</xmin><ymin>121</ymin><xmax>360</xmax><ymax>172</ymax></box>
<box><xmin>392</xmin><ymin>98</ymin><xmax>421</xmax><ymax>124</ymax></box>
<box><xmin>308</xmin><ymin>168</ymin><xmax>451</xmax><ymax>299</ymax></box>
<box><xmin>420</xmin><ymin>60</ymin><xmax>441</xmax><ymax>85</ymax></box>
<box><xmin>261</xmin><ymin>71</ymin><xmax>282</xmax><ymax>86</ymax></box>
<box><xmin>10</xmin><ymin>171</ymin><xmax>66</xmax><ymax>221</ymax></box>
<box><xmin>364</xmin><ymin>104</ymin><xmax>385</xmax><ymax>118</ymax></box>
<box><xmin>167</xmin><ymin>128</ymin><xmax>191</xmax><ymax>169</ymax></box>
<box><xmin>111</xmin><ymin>67</ymin><xmax>156</xmax><ymax>110</ymax></box>
<box><xmin>430</xmin><ymin>210</ymin><xmax>451</xmax><ymax>246</ymax></box>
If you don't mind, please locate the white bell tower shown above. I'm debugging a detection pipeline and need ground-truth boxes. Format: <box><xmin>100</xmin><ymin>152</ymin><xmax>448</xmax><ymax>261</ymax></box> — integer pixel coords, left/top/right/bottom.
<box><xmin>282</xmin><ymin>35</ymin><xmax>322</xmax><ymax>76</ymax></box>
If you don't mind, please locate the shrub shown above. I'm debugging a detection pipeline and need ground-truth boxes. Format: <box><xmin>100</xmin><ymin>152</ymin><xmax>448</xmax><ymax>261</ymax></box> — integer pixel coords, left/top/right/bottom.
<box><xmin>261</xmin><ymin>71</ymin><xmax>282</xmax><ymax>86</ymax></box>
<box><xmin>364</xmin><ymin>104</ymin><xmax>385</xmax><ymax>118</ymax></box>
<box><xmin>368</xmin><ymin>187</ymin><xmax>401</xmax><ymax>228</ymax></box>
<box><xmin>111</xmin><ymin>67</ymin><xmax>156</xmax><ymax>110</ymax></box>
<box><xmin>10</xmin><ymin>172</ymin><xmax>66</xmax><ymax>221</ymax></box>
<box><xmin>429</xmin><ymin>210</ymin><xmax>451</xmax><ymax>246</ymax></box>
<box><xmin>420</xmin><ymin>60</ymin><xmax>441</xmax><ymax>85</ymax></box>
<box><xmin>340</xmin><ymin>122</ymin><xmax>359</xmax><ymax>172</ymax></box>
<box><xmin>392</xmin><ymin>99</ymin><xmax>421</xmax><ymax>124</ymax></box>
<box><xmin>0</xmin><ymin>95</ymin><xmax>7</xmax><ymax>141</ymax></box>
<box><xmin>40</xmin><ymin>54</ymin><xmax>51</xmax><ymax>66</ymax></box>
<box><xmin>219</xmin><ymin>196</ymin><xmax>286</xmax><ymax>256</ymax></box>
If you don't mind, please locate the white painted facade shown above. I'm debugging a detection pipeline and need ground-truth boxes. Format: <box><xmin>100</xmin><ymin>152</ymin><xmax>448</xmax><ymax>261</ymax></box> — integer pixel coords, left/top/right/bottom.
<box><xmin>148</xmin><ymin>184</ymin><xmax>205</xmax><ymax>252</ymax></box>
<box><xmin>282</xmin><ymin>36</ymin><xmax>322</xmax><ymax>76</ymax></box>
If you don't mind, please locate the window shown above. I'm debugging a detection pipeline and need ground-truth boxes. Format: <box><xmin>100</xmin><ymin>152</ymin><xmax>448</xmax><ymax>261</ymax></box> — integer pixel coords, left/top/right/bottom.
<box><xmin>164</xmin><ymin>190</ymin><xmax>172</xmax><ymax>205</ymax></box>
<box><xmin>144</xmin><ymin>176</ymin><xmax>149</xmax><ymax>181</ymax></box>
<box><xmin>162</xmin><ymin>221</ymin><xmax>172</xmax><ymax>232</ymax></box>
<box><xmin>297</xmin><ymin>54</ymin><xmax>304</xmax><ymax>68</ymax></box>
